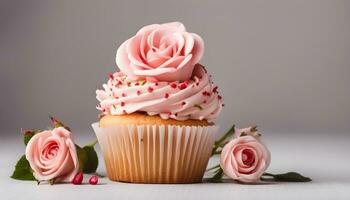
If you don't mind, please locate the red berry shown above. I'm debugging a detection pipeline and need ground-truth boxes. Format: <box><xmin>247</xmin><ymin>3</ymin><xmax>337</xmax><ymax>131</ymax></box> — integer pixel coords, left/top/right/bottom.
<box><xmin>72</xmin><ymin>172</ymin><xmax>83</xmax><ymax>185</ymax></box>
<box><xmin>89</xmin><ymin>176</ymin><xmax>98</xmax><ymax>185</ymax></box>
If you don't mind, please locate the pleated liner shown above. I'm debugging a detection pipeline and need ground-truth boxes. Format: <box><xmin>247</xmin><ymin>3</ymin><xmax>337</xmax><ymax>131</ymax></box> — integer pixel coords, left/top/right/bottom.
<box><xmin>92</xmin><ymin>123</ymin><xmax>218</xmax><ymax>183</ymax></box>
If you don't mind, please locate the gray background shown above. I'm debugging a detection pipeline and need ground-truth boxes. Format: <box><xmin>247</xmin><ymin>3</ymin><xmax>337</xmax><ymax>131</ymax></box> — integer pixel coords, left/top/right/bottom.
<box><xmin>1</xmin><ymin>0</ymin><xmax>350</xmax><ymax>134</ymax></box>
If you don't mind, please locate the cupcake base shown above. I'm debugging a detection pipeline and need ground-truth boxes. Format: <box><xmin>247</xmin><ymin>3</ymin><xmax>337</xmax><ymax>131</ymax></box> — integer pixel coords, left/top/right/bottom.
<box><xmin>92</xmin><ymin>123</ymin><xmax>218</xmax><ymax>183</ymax></box>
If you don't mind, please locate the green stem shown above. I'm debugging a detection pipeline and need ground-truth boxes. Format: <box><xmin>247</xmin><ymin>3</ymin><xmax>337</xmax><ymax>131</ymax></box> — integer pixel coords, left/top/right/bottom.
<box><xmin>206</xmin><ymin>164</ymin><xmax>220</xmax><ymax>172</ymax></box>
<box><xmin>87</xmin><ymin>140</ymin><xmax>98</xmax><ymax>147</ymax></box>
<box><xmin>211</xmin><ymin>125</ymin><xmax>235</xmax><ymax>155</ymax></box>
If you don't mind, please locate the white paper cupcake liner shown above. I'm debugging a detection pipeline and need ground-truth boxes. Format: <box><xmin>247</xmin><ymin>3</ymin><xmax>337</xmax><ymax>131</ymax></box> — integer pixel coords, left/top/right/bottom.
<box><xmin>92</xmin><ymin>122</ymin><xmax>218</xmax><ymax>183</ymax></box>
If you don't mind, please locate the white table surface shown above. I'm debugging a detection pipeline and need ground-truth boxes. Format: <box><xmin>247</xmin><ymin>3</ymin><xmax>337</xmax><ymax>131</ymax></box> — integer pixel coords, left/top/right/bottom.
<box><xmin>1</xmin><ymin>130</ymin><xmax>349</xmax><ymax>200</ymax></box>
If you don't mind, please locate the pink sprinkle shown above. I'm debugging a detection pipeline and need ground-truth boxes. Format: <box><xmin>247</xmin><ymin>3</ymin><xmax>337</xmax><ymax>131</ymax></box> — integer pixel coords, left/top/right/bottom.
<box><xmin>122</xmin><ymin>93</ymin><xmax>127</xmax><ymax>97</ymax></box>
<box><xmin>137</xmin><ymin>90</ymin><xmax>142</xmax><ymax>95</ymax></box>
<box><xmin>164</xmin><ymin>93</ymin><xmax>169</xmax><ymax>98</ymax></box>
<box><xmin>121</xmin><ymin>102</ymin><xmax>125</xmax><ymax>107</ymax></box>
<box><xmin>148</xmin><ymin>87</ymin><xmax>154</xmax><ymax>93</ymax></box>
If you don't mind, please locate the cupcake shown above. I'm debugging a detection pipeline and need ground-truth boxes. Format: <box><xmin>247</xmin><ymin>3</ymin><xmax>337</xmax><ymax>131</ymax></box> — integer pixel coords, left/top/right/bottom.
<box><xmin>92</xmin><ymin>22</ymin><xmax>223</xmax><ymax>183</ymax></box>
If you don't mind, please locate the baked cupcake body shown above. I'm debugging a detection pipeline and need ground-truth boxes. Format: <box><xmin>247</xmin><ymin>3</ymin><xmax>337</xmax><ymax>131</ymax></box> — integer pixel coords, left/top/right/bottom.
<box><xmin>94</xmin><ymin>114</ymin><xmax>217</xmax><ymax>183</ymax></box>
<box><xmin>94</xmin><ymin>22</ymin><xmax>223</xmax><ymax>183</ymax></box>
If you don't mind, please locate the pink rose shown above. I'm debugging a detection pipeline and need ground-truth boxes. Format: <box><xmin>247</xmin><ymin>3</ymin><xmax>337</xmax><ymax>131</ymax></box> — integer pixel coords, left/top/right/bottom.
<box><xmin>220</xmin><ymin>133</ymin><xmax>271</xmax><ymax>183</ymax></box>
<box><xmin>25</xmin><ymin>127</ymin><xmax>80</xmax><ymax>182</ymax></box>
<box><xmin>116</xmin><ymin>22</ymin><xmax>204</xmax><ymax>82</ymax></box>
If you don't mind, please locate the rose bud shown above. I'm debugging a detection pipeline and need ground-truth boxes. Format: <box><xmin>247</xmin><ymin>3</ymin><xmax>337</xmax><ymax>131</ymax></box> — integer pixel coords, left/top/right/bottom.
<box><xmin>89</xmin><ymin>175</ymin><xmax>98</xmax><ymax>185</ymax></box>
<box><xmin>25</xmin><ymin>127</ymin><xmax>79</xmax><ymax>183</ymax></box>
<box><xmin>220</xmin><ymin>135</ymin><xmax>270</xmax><ymax>183</ymax></box>
<box><xmin>72</xmin><ymin>172</ymin><xmax>83</xmax><ymax>185</ymax></box>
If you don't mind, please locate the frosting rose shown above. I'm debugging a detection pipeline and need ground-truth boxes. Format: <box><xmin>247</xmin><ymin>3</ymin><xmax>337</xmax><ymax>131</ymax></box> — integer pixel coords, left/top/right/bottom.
<box><xmin>25</xmin><ymin>127</ymin><xmax>79</xmax><ymax>182</ymax></box>
<box><xmin>96</xmin><ymin>64</ymin><xmax>223</xmax><ymax>121</ymax></box>
<box><xmin>116</xmin><ymin>22</ymin><xmax>204</xmax><ymax>82</ymax></box>
<box><xmin>220</xmin><ymin>129</ymin><xmax>270</xmax><ymax>183</ymax></box>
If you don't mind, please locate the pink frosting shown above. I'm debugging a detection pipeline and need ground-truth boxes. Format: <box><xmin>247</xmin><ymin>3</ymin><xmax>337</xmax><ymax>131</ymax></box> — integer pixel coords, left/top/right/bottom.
<box><xmin>116</xmin><ymin>22</ymin><xmax>204</xmax><ymax>82</ymax></box>
<box><xmin>96</xmin><ymin>64</ymin><xmax>223</xmax><ymax>121</ymax></box>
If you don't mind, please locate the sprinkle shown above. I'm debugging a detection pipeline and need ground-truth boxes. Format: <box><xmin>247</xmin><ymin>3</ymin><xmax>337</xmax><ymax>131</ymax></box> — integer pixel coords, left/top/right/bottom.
<box><xmin>222</xmin><ymin>104</ymin><xmax>225</xmax><ymax>107</ymax></box>
<box><xmin>127</xmin><ymin>82</ymin><xmax>131</xmax><ymax>87</ymax></box>
<box><xmin>175</xmin><ymin>113</ymin><xmax>178</xmax><ymax>117</ymax></box>
<box><xmin>121</xmin><ymin>102</ymin><xmax>125</xmax><ymax>107</ymax></box>
<box><xmin>218</xmin><ymin>95</ymin><xmax>222</xmax><ymax>100</ymax></box>
<box><xmin>137</xmin><ymin>90</ymin><xmax>142</xmax><ymax>95</ymax></box>
<box><xmin>203</xmin><ymin>100</ymin><xmax>207</xmax><ymax>104</ymax></box>
<box><xmin>135</xmin><ymin>82</ymin><xmax>140</xmax><ymax>86</ymax></box>
<box><xmin>164</xmin><ymin>93</ymin><xmax>169</xmax><ymax>98</ymax></box>
<box><xmin>178</xmin><ymin>81</ymin><xmax>189</xmax><ymax>90</ymax></box>
<box><xmin>181</xmin><ymin>102</ymin><xmax>186</xmax><ymax>106</ymax></box>
<box><xmin>194</xmin><ymin>104</ymin><xmax>203</xmax><ymax>110</ymax></box>
<box><xmin>147</xmin><ymin>87</ymin><xmax>154</xmax><ymax>93</ymax></box>
<box><xmin>108</xmin><ymin>73</ymin><xmax>114</xmax><ymax>80</ymax></box>
<box><xmin>213</xmin><ymin>86</ymin><xmax>218</xmax><ymax>93</ymax></box>
<box><xmin>170</xmin><ymin>83</ymin><xmax>177</xmax><ymax>89</ymax></box>
<box><xmin>117</xmin><ymin>80</ymin><xmax>123</xmax><ymax>85</ymax></box>
<box><xmin>155</xmin><ymin>82</ymin><xmax>159</xmax><ymax>86</ymax></box>
<box><xmin>202</xmin><ymin>91</ymin><xmax>208</xmax><ymax>96</ymax></box>
<box><xmin>122</xmin><ymin>93</ymin><xmax>127</xmax><ymax>97</ymax></box>
<box><xmin>168</xmin><ymin>112</ymin><xmax>172</xmax><ymax>115</ymax></box>
<box><xmin>123</xmin><ymin>110</ymin><xmax>127</xmax><ymax>114</ymax></box>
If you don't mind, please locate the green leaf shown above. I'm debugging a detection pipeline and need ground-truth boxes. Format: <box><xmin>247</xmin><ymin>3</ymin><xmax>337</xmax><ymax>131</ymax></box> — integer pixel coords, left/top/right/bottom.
<box><xmin>75</xmin><ymin>142</ymin><xmax>99</xmax><ymax>174</ymax></box>
<box><xmin>207</xmin><ymin>167</ymin><xmax>224</xmax><ymax>183</ymax></box>
<box><xmin>75</xmin><ymin>144</ymin><xmax>88</xmax><ymax>172</ymax></box>
<box><xmin>23</xmin><ymin>133</ymin><xmax>35</xmax><ymax>146</ymax></box>
<box><xmin>82</xmin><ymin>145</ymin><xmax>98</xmax><ymax>173</ymax></box>
<box><xmin>261</xmin><ymin>172</ymin><xmax>312</xmax><ymax>182</ymax></box>
<box><xmin>11</xmin><ymin>155</ymin><xmax>36</xmax><ymax>181</ymax></box>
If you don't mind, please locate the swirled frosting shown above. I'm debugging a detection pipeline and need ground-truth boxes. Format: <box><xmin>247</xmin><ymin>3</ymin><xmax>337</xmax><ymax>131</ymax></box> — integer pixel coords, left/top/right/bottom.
<box><xmin>96</xmin><ymin>64</ymin><xmax>223</xmax><ymax>121</ymax></box>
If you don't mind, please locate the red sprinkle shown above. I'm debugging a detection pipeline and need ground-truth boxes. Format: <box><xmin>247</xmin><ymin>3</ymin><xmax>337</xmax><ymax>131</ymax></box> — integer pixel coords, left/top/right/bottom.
<box><xmin>181</xmin><ymin>102</ymin><xmax>186</xmax><ymax>106</ymax></box>
<box><xmin>218</xmin><ymin>95</ymin><xmax>222</xmax><ymax>100</ymax></box>
<box><xmin>117</xmin><ymin>80</ymin><xmax>123</xmax><ymax>85</ymax></box>
<box><xmin>122</xmin><ymin>93</ymin><xmax>127</xmax><ymax>97</ymax></box>
<box><xmin>135</xmin><ymin>82</ymin><xmax>140</xmax><ymax>86</ymax></box>
<box><xmin>155</xmin><ymin>82</ymin><xmax>159</xmax><ymax>86</ymax></box>
<box><xmin>178</xmin><ymin>81</ymin><xmax>189</xmax><ymax>90</ymax></box>
<box><xmin>203</xmin><ymin>100</ymin><xmax>207</xmax><ymax>104</ymax></box>
<box><xmin>213</xmin><ymin>86</ymin><xmax>218</xmax><ymax>93</ymax></box>
<box><xmin>108</xmin><ymin>73</ymin><xmax>114</xmax><ymax>80</ymax></box>
<box><xmin>175</xmin><ymin>113</ymin><xmax>178</xmax><ymax>117</ymax></box>
<box><xmin>170</xmin><ymin>83</ymin><xmax>177</xmax><ymax>89</ymax></box>
<box><xmin>137</xmin><ymin>90</ymin><xmax>142</xmax><ymax>96</ymax></box>
<box><xmin>164</xmin><ymin>93</ymin><xmax>169</xmax><ymax>98</ymax></box>
<box><xmin>148</xmin><ymin>87</ymin><xmax>154</xmax><ymax>93</ymax></box>
<box><xmin>121</xmin><ymin>102</ymin><xmax>125</xmax><ymax>107</ymax></box>
<box><xmin>72</xmin><ymin>172</ymin><xmax>83</xmax><ymax>185</ymax></box>
<box><xmin>89</xmin><ymin>176</ymin><xmax>98</xmax><ymax>185</ymax></box>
